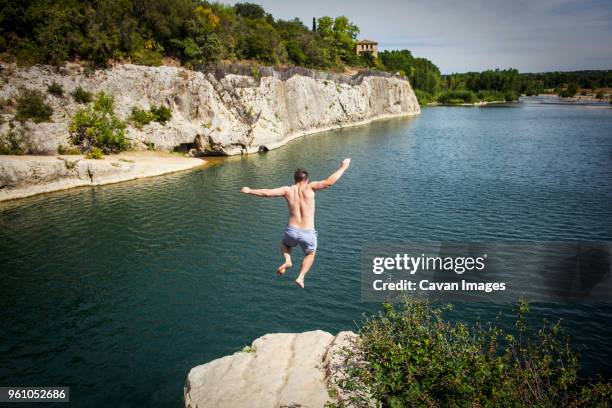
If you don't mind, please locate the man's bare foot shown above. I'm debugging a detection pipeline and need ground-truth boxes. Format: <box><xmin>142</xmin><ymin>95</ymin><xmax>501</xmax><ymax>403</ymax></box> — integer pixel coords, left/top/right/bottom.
<box><xmin>276</xmin><ymin>261</ymin><xmax>292</xmax><ymax>276</ymax></box>
<box><xmin>295</xmin><ymin>277</ymin><xmax>305</xmax><ymax>288</ymax></box>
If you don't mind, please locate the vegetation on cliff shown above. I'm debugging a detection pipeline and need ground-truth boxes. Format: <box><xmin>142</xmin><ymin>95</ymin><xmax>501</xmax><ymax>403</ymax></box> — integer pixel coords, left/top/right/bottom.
<box><xmin>68</xmin><ymin>92</ymin><xmax>127</xmax><ymax>154</ymax></box>
<box><xmin>1</xmin><ymin>0</ymin><xmax>609</xmax><ymax>109</ymax></box>
<box><xmin>331</xmin><ymin>298</ymin><xmax>612</xmax><ymax>408</ymax></box>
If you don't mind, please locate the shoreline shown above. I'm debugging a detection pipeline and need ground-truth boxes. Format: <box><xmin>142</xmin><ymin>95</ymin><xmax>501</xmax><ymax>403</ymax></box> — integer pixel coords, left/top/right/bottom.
<box><xmin>0</xmin><ymin>151</ymin><xmax>205</xmax><ymax>202</ymax></box>
<box><xmin>226</xmin><ymin>111</ymin><xmax>420</xmax><ymax>155</ymax></box>
<box><xmin>427</xmin><ymin>100</ymin><xmax>509</xmax><ymax>107</ymax></box>
<box><xmin>0</xmin><ymin>112</ymin><xmax>417</xmax><ymax>203</ymax></box>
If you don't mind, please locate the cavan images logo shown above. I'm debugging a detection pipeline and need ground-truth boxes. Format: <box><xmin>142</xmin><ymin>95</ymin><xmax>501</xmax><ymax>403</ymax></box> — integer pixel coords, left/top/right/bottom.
<box><xmin>370</xmin><ymin>253</ymin><xmax>507</xmax><ymax>293</ymax></box>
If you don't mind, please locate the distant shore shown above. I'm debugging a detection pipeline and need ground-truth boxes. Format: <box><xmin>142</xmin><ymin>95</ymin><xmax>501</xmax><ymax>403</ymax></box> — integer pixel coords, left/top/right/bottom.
<box><xmin>428</xmin><ymin>100</ymin><xmax>509</xmax><ymax>107</ymax></box>
<box><xmin>0</xmin><ymin>151</ymin><xmax>205</xmax><ymax>202</ymax></box>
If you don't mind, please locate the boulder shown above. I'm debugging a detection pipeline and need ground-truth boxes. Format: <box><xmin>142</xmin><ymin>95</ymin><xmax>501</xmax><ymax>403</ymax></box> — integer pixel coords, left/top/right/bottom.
<box><xmin>184</xmin><ymin>330</ymin><xmax>359</xmax><ymax>408</ymax></box>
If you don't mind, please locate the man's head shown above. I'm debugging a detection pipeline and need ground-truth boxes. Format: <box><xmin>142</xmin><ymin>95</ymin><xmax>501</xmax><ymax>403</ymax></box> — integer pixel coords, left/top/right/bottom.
<box><xmin>294</xmin><ymin>168</ymin><xmax>309</xmax><ymax>183</ymax></box>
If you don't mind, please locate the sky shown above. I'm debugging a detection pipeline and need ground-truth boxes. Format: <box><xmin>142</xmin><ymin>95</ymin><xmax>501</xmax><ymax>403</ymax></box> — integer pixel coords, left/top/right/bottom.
<box><xmin>219</xmin><ymin>0</ymin><xmax>612</xmax><ymax>74</ymax></box>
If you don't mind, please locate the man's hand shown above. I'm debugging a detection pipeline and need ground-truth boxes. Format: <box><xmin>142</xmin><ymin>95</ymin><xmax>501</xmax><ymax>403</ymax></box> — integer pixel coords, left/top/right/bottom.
<box><xmin>241</xmin><ymin>187</ymin><xmax>251</xmax><ymax>194</ymax></box>
<box><xmin>341</xmin><ymin>158</ymin><xmax>351</xmax><ymax>168</ymax></box>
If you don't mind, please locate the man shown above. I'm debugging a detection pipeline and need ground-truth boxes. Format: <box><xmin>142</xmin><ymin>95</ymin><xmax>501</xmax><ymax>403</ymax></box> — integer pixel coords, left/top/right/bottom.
<box><xmin>241</xmin><ymin>158</ymin><xmax>351</xmax><ymax>288</ymax></box>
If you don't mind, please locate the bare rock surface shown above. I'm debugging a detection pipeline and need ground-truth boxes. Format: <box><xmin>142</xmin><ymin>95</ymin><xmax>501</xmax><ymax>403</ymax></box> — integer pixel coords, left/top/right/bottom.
<box><xmin>184</xmin><ymin>330</ymin><xmax>359</xmax><ymax>408</ymax></box>
<box><xmin>0</xmin><ymin>63</ymin><xmax>420</xmax><ymax>156</ymax></box>
<box><xmin>0</xmin><ymin>152</ymin><xmax>204</xmax><ymax>201</ymax></box>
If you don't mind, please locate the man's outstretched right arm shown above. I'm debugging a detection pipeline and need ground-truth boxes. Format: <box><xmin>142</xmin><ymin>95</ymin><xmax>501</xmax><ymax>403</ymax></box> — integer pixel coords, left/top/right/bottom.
<box><xmin>241</xmin><ymin>186</ymin><xmax>288</xmax><ymax>197</ymax></box>
<box><xmin>310</xmin><ymin>158</ymin><xmax>351</xmax><ymax>191</ymax></box>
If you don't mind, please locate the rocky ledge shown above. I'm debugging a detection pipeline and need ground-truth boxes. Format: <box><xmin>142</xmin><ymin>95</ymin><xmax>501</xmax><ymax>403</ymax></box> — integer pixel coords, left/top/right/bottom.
<box><xmin>184</xmin><ymin>330</ymin><xmax>359</xmax><ymax>408</ymax></box>
<box><xmin>0</xmin><ymin>152</ymin><xmax>204</xmax><ymax>202</ymax></box>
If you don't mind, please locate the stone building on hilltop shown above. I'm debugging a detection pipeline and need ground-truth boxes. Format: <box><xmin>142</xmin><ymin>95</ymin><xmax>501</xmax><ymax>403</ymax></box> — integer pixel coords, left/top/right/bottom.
<box><xmin>356</xmin><ymin>39</ymin><xmax>378</xmax><ymax>58</ymax></box>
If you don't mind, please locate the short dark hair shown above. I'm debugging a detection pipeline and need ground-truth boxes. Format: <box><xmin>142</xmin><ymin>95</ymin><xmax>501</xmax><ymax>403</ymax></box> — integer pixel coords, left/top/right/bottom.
<box><xmin>294</xmin><ymin>168</ymin><xmax>309</xmax><ymax>183</ymax></box>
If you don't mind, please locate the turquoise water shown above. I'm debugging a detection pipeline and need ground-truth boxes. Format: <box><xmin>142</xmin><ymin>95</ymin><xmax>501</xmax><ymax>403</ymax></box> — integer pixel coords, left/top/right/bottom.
<box><xmin>1</xmin><ymin>100</ymin><xmax>611</xmax><ymax>407</ymax></box>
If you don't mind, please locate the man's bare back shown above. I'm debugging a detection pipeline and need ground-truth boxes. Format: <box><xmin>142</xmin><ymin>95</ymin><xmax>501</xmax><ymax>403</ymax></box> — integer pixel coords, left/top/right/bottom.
<box><xmin>241</xmin><ymin>158</ymin><xmax>351</xmax><ymax>288</ymax></box>
<box><xmin>285</xmin><ymin>183</ymin><xmax>316</xmax><ymax>230</ymax></box>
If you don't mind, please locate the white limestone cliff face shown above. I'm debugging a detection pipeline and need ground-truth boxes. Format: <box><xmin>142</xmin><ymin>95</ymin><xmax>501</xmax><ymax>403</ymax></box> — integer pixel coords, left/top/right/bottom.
<box><xmin>184</xmin><ymin>330</ymin><xmax>361</xmax><ymax>408</ymax></box>
<box><xmin>0</xmin><ymin>63</ymin><xmax>420</xmax><ymax>156</ymax></box>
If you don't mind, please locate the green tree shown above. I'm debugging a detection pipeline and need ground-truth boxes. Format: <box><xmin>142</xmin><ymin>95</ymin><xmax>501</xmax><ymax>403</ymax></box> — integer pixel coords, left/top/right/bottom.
<box><xmin>316</xmin><ymin>15</ymin><xmax>359</xmax><ymax>66</ymax></box>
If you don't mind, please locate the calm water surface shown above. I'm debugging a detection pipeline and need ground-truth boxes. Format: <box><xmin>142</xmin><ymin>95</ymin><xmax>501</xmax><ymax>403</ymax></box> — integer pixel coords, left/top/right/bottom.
<box><xmin>1</xmin><ymin>99</ymin><xmax>611</xmax><ymax>407</ymax></box>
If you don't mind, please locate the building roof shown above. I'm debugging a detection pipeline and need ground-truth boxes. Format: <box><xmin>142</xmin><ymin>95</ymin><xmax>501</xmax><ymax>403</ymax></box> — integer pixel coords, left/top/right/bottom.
<box><xmin>357</xmin><ymin>39</ymin><xmax>378</xmax><ymax>45</ymax></box>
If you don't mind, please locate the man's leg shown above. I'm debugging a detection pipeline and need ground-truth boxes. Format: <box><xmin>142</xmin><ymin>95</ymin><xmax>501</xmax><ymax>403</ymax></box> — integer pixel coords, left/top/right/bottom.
<box><xmin>277</xmin><ymin>243</ymin><xmax>293</xmax><ymax>275</ymax></box>
<box><xmin>295</xmin><ymin>251</ymin><xmax>315</xmax><ymax>288</ymax></box>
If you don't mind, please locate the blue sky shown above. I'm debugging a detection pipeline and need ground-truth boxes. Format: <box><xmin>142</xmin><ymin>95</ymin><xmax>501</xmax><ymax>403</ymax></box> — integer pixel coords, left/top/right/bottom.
<box><xmin>219</xmin><ymin>0</ymin><xmax>612</xmax><ymax>74</ymax></box>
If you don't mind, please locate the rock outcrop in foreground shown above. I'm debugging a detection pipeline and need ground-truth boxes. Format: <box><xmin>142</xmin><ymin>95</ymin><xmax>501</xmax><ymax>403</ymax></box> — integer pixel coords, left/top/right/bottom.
<box><xmin>0</xmin><ymin>63</ymin><xmax>420</xmax><ymax>156</ymax></box>
<box><xmin>184</xmin><ymin>330</ymin><xmax>357</xmax><ymax>408</ymax></box>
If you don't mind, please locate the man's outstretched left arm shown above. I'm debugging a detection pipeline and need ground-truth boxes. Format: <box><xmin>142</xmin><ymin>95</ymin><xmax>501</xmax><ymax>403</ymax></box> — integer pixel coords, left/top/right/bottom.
<box><xmin>241</xmin><ymin>186</ymin><xmax>288</xmax><ymax>197</ymax></box>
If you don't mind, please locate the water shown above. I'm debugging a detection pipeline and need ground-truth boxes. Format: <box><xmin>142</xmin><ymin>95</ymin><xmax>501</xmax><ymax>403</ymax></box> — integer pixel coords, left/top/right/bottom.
<box><xmin>1</xmin><ymin>99</ymin><xmax>611</xmax><ymax>407</ymax></box>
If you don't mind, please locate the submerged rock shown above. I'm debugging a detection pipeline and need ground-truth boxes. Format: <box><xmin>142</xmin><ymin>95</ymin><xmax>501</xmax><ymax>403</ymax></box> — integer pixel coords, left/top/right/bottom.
<box><xmin>184</xmin><ymin>330</ymin><xmax>359</xmax><ymax>408</ymax></box>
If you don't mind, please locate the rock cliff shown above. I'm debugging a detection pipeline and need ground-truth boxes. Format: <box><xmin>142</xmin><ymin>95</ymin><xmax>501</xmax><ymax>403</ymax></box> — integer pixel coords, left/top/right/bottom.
<box><xmin>0</xmin><ymin>63</ymin><xmax>420</xmax><ymax>156</ymax></box>
<box><xmin>184</xmin><ymin>330</ymin><xmax>359</xmax><ymax>408</ymax></box>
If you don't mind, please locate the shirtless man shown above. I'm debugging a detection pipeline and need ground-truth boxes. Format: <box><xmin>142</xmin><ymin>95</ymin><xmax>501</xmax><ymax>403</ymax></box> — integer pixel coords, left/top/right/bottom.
<box><xmin>241</xmin><ymin>158</ymin><xmax>351</xmax><ymax>288</ymax></box>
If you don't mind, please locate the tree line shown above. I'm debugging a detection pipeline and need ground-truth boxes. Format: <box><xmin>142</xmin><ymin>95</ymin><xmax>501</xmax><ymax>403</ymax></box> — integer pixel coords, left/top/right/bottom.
<box><xmin>0</xmin><ymin>0</ymin><xmax>365</xmax><ymax>70</ymax></box>
<box><xmin>1</xmin><ymin>1</ymin><xmax>609</xmax><ymax>106</ymax></box>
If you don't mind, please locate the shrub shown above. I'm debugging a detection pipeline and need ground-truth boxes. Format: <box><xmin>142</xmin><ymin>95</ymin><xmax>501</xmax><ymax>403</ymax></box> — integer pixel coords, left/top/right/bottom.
<box><xmin>130</xmin><ymin>105</ymin><xmax>172</xmax><ymax>128</ymax></box>
<box><xmin>0</xmin><ymin>127</ymin><xmax>29</xmax><ymax>155</ymax></box>
<box><xmin>250</xmin><ymin>65</ymin><xmax>260</xmax><ymax>80</ymax></box>
<box><xmin>150</xmin><ymin>105</ymin><xmax>172</xmax><ymax>124</ymax></box>
<box><xmin>437</xmin><ymin>89</ymin><xmax>477</xmax><ymax>104</ymax></box>
<box><xmin>85</xmin><ymin>147</ymin><xmax>104</xmax><ymax>159</ymax></box>
<box><xmin>129</xmin><ymin>107</ymin><xmax>156</xmax><ymax>129</ymax></box>
<box><xmin>413</xmin><ymin>89</ymin><xmax>435</xmax><ymax>106</ymax></box>
<box><xmin>69</xmin><ymin>91</ymin><xmax>127</xmax><ymax>153</ymax></box>
<box><xmin>477</xmin><ymin>89</ymin><xmax>505</xmax><ymax>102</ymax></box>
<box><xmin>71</xmin><ymin>86</ymin><xmax>93</xmax><ymax>104</ymax></box>
<box><xmin>331</xmin><ymin>298</ymin><xmax>612</xmax><ymax>408</ymax></box>
<box><xmin>595</xmin><ymin>92</ymin><xmax>604</xmax><ymax>99</ymax></box>
<box><xmin>559</xmin><ymin>85</ymin><xmax>578</xmax><ymax>98</ymax></box>
<box><xmin>57</xmin><ymin>144</ymin><xmax>82</xmax><ymax>155</ymax></box>
<box><xmin>14</xmin><ymin>88</ymin><xmax>53</xmax><ymax>122</ymax></box>
<box><xmin>47</xmin><ymin>81</ymin><xmax>64</xmax><ymax>97</ymax></box>
<box><xmin>131</xmin><ymin>49</ymin><xmax>163</xmax><ymax>67</ymax></box>
<box><xmin>503</xmin><ymin>90</ymin><xmax>519</xmax><ymax>101</ymax></box>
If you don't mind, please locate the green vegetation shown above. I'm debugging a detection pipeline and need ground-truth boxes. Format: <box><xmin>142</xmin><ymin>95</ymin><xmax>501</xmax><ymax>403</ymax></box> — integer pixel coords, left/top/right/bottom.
<box><xmin>437</xmin><ymin>89</ymin><xmax>477</xmax><ymax>104</ymax></box>
<box><xmin>15</xmin><ymin>88</ymin><xmax>53</xmax><ymax>123</ymax></box>
<box><xmin>379</xmin><ymin>50</ymin><xmax>441</xmax><ymax>96</ymax></box>
<box><xmin>2</xmin><ymin>1</ymin><xmax>609</xmax><ymax>107</ymax></box>
<box><xmin>0</xmin><ymin>1</ymin><xmax>364</xmax><ymax>70</ymax></box>
<box><xmin>521</xmin><ymin>70</ymin><xmax>612</xmax><ymax>93</ymax></box>
<box><xmin>331</xmin><ymin>298</ymin><xmax>612</xmax><ymax>408</ymax></box>
<box><xmin>70</xmin><ymin>86</ymin><xmax>93</xmax><ymax>104</ymax></box>
<box><xmin>85</xmin><ymin>147</ymin><xmax>104</xmax><ymax>159</ymax></box>
<box><xmin>0</xmin><ymin>126</ymin><xmax>29</xmax><ymax>154</ymax></box>
<box><xmin>47</xmin><ymin>81</ymin><xmax>64</xmax><ymax>97</ymax></box>
<box><xmin>57</xmin><ymin>144</ymin><xmax>81</xmax><ymax>155</ymax></box>
<box><xmin>441</xmin><ymin>69</ymin><xmax>522</xmax><ymax>103</ymax></box>
<box><xmin>596</xmin><ymin>92</ymin><xmax>605</xmax><ymax>99</ymax></box>
<box><xmin>129</xmin><ymin>108</ymin><xmax>156</xmax><ymax>129</ymax></box>
<box><xmin>150</xmin><ymin>105</ymin><xmax>172</xmax><ymax>124</ymax></box>
<box><xmin>129</xmin><ymin>105</ymin><xmax>172</xmax><ymax>128</ymax></box>
<box><xmin>69</xmin><ymin>92</ymin><xmax>127</xmax><ymax>153</ymax></box>
<box><xmin>559</xmin><ymin>83</ymin><xmax>578</xmax><ymax>98</ymax></box>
